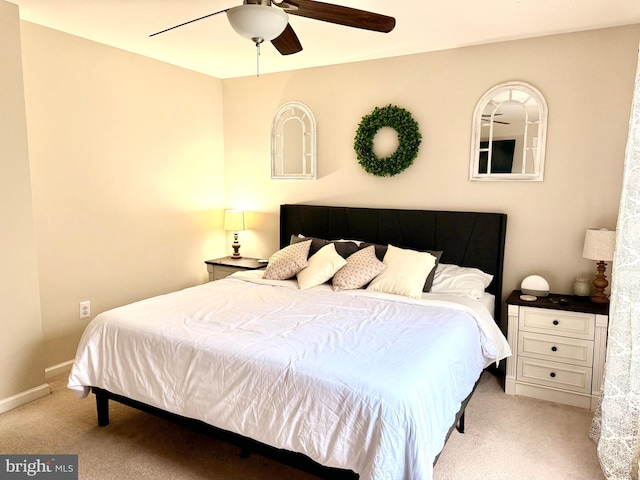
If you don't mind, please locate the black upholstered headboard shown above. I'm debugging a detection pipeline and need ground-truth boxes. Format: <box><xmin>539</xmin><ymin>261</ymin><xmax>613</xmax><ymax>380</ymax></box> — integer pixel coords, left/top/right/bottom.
<box><xmin>280</xmin><ymin>204</ymin><xmax>507</xmax><ymax>321</ymax></box>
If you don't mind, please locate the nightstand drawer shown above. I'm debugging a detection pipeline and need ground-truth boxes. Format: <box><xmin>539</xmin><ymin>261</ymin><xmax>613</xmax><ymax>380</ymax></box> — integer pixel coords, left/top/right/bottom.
<box><xmin>213</xmin><ymin>265</ymin><xmax>243</xmax><ymax>280</ymax></box>
<box><xmin>517</xmin><ymin>357</ymin><xmax>592</xmax><ymax>394</ymax></box>
<box><xmin>518</xmin><ymin>332</ymin><xmax>594</xmax><ymax>367</ymax></box>
<box><xmin>519</xmin><ymin>307</ymin><xmax>595</xmax><ymax>340</ymax></box>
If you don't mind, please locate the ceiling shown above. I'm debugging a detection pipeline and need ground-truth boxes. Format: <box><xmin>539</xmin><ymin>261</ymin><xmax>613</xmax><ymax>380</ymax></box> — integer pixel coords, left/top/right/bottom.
<box><xmin>10</xmin><ymin>0</ymin><xmax>640</xmax><ymax>79</ymax></box>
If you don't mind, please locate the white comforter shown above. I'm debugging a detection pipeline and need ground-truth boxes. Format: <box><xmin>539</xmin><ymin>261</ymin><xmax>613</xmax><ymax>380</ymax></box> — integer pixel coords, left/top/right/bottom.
<box><xmin>68</xmin><ymin>271</ymin><xmax>510</xmax><ymax>480</ymax></box>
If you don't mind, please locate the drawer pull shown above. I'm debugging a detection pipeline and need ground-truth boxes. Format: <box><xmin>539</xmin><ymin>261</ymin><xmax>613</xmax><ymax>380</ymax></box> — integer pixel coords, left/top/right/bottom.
<box><xmin>551</xmin><ymin>346</ymin><xmax>558</xmax><ymax>352</ymax></box>
<box><xmin>550</xmin><ymin>372</ymin><xmax>556</xmax><ymax>378</ymax></box>
<box><xmin>553</xmin><ymin>320</ymin><xmax>559</xmax><ymax>325</ymax></box>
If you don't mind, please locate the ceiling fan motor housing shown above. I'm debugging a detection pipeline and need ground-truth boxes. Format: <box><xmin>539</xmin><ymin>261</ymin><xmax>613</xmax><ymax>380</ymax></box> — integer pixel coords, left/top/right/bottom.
<box><xmin>227</xmin><ymin>3</ymin><xmax>289</xmax><ymax>43</ymax></box>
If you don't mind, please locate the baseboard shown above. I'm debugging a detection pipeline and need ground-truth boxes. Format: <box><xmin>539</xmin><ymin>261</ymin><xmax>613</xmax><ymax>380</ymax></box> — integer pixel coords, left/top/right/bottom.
<box><xmin>0</xmin><ymin>383</ymin><xmax>50</xmax><ymax>415</ymax></box>
<box><xmin>45</xmin><ymin>359</ymin><xmax>74</xmax><ymax>380</ymax></box>
<box><xmin>0</xmin><ymin>360</ymin><xmax>73</xmax><ymax>415</ymax></box>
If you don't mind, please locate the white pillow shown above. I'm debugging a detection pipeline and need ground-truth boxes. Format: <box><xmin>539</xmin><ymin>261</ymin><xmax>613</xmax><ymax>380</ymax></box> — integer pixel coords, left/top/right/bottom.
<box><xmin>263</xmin><ymin>240</ymin><xmax>312</xmax><ymax>280</ymax></box>
<box><xmin>332</xmin><ymin>245</ymin><xmax>386</xmax><ymax>291</ymax></box>
<box><xmin>297</xmin><ymin>243</ymin><xmax>348</xmax><ymax>289</ymax></box>
<box><xmin>366</xmin><ymin>245</ymin><xmax>437</xmax><ymax>299</ymax></box>
<box><xmin>430</xmin><ymin>263</ymin><xmax>493</xmax><ymax>299</ymax></box>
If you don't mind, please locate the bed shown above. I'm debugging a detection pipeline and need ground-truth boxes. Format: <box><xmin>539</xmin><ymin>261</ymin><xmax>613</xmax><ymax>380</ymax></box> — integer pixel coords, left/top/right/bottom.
<box><xmin>68</xmin><ymin>204</ymin><xmax>510</xmax><ymax>480</ymax></box>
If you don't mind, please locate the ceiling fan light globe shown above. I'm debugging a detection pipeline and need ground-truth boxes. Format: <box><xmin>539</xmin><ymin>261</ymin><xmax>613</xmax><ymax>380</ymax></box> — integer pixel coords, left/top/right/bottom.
<box><xmin>227</xmin><ymin>5</ymin><xmax>288</xmax><ymax>42</ymax></box>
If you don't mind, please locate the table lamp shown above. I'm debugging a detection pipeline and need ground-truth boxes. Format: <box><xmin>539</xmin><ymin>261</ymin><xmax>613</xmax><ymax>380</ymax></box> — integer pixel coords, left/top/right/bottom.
<box><xmin>582</xmin><ymin>228</ymin><xmax>616</xmax><ymax>303</ymax></box>
<box><xmin>224</xmin><ymin>210</ymin><xmax>245</xmax><ymax>259</ymax></box>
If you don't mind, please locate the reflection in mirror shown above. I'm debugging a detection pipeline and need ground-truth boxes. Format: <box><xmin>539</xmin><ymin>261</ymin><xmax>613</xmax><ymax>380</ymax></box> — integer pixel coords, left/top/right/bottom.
<box><xmin>271</xmin><ymin>102</ymin><xmax>316</xmax><ymax>179</ymax></box>
<box><xmin>470</xmin><ymin>81</ymin><xmax>547</xmax><ymax>181</ymax></box>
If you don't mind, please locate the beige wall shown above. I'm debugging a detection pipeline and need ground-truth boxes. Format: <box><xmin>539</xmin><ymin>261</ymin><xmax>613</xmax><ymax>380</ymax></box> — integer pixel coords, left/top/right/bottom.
<box><xmin>20</xmin><ymin>22</ymin><xmax>227</xmax><ymax>369</ymax></box>
<box><xmin>222</xmin><ymin>25</ymin><xmax>638</xmax><ymax>321</ymax></box>
<box><xmin>0</xmin><ymin>2</ymin><xmax>46</xmax><ymax>402</ymax></box>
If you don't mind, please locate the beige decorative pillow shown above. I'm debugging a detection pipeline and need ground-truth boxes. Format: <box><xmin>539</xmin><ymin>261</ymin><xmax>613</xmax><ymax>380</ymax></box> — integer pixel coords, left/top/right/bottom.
<box><xmin>332</xmin><ymin>245</ymin><xmax>386</xmax><ymax>291</ymax></box>
<box><xmin>263</xmin><ymin>240</ymin><xmax>312</xmax><ymax>280</ymax></box>
<box><xmin>297</xmin><ymin>243</ymin><xmax>348</xmax><ymax>289</ymax></box>
<box><xmin>366</xmin><ymin>244</ymin><xmax>437</xmax><ymax>298</ymax></box>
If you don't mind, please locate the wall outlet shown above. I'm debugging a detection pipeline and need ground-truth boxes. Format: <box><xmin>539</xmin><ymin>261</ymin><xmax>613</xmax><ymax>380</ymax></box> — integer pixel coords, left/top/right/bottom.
<box><xmin>79</xmin><ymin>301</ymin><xmax>91</xmax><ymax>319</ymax></box>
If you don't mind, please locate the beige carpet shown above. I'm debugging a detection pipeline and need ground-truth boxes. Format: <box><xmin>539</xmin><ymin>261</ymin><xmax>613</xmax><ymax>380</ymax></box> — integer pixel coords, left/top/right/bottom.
<box><xmin>433</xmin><ymin>373</ymin><xmax>605</xmax><ymax>480</ymax></box>
<box><xmin>0</xmin><ymin>372</ymin><xmax>605</xmax><ymax>480</ymax></box>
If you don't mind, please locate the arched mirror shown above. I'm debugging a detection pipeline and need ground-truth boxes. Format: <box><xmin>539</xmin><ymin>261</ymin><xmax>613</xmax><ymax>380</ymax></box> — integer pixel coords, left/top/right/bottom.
<box><xmin>271</xmin><ymin>102</ymin><xmax>316</xmax><ymax>179</ymax></box>
<box><xmin>470</xmin><ymin>81</ymin><xmax>548</xmax><ymax>181</ymax></box>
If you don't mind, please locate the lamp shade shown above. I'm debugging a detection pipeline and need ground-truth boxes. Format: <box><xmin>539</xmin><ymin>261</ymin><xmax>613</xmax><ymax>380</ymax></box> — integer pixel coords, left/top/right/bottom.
<box><xmin>224</xmin><ymin>210</ymin><xmax>245</xmax><ymax>232</ymax></box>
<box><xmin>227</xmin><ymin>4</ymin><xmax>288</xmax><ymax>42</ymax></box>
<box><xmin>582</xmin><ymin>228</ymin><xmax>616</xmax><ymax>261</ymax></box>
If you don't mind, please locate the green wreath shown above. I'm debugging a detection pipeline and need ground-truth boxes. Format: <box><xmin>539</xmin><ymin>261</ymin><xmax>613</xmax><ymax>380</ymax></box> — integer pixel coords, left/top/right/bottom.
<box><xmin>354</xmin><ymin>104</ymin><xmax>422</xmax><ymax>177</ymax></box>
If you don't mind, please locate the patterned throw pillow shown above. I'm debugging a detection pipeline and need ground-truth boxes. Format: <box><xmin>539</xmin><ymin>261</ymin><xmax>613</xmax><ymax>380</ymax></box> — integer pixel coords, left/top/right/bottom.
<box><xmin>263</xmin><ymin>240</ymin><xmax>312</xmax><ymax>280</ymax></box>
<box><xmin>332</xmin><ymin>245</ymin><xmax>386</xmax><ymax>291</ymax></box>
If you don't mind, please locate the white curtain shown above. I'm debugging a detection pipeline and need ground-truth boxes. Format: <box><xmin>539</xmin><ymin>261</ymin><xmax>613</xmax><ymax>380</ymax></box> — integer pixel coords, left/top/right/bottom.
<box><xmin>590</xmin><ymin>43</ymin><xmax>640</xmax><ymax>479</ymax></box>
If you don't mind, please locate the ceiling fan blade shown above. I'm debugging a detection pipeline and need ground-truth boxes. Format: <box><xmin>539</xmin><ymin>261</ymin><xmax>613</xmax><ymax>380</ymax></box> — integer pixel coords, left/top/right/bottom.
<box><xmin>272</xmin><ymin>23</ymin><xmax>303</xmax><ymax>55</ymax></box>
<box><xmin>287</xmin><ymin>0</ymin><xmax>395</xmax><ymax>33</ymax></box>
<box><xmin>273</xmin><ymin>0</ymin><xmax>300</xmax><ymax>9</ymax></box>
<box><xmin>149</xmin><ymin>8</ymin><xmax>229</xmax><ymax>37</ymax></box>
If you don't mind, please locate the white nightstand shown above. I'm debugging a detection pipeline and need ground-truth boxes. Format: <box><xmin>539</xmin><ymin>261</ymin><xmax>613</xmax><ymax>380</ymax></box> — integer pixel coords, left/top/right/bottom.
<box><xmin>204</xmin><ymin>257</ymin><xmax>264</xmax><ymax>281</ymax></box>
<box><xmin>505</xmin><ymin>290</ymin><xmax>609</xmax><ymax>410</ymax></box>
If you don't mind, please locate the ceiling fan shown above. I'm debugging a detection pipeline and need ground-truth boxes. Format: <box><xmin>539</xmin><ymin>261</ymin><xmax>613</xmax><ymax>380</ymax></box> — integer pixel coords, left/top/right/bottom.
<box><xmin>150</xmin><ymin>0</ymin><xmax>396</xmax><ymax>56</ymax></box>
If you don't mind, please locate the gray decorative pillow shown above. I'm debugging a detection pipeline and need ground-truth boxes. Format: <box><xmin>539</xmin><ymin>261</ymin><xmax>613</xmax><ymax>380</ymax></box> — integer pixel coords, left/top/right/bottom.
<box><xmin>290</xmin><ymin>235</ymin><xmax>359</xmax><ymax>259</ymax></box>
<box><xmin>332</xmin><ymin>245</ymin><xmax>386</xmax><ymax>291</ymax></box>
<box><xmin>423</xmin><ymin>250</ymin><xmax>443</xmax><ymax>292</ymax></box>
<box><xmin>263</xmin><ymin>239</ymin><xmax>312</xmax><ymax>280</ymax></box>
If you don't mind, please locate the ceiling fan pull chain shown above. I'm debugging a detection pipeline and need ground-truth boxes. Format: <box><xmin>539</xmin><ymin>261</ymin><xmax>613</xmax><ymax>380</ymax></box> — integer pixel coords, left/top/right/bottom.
<box><xmin>256</xmin><ymin>41</ymin><xmax>260</xmax><ymax>77</ymax></box>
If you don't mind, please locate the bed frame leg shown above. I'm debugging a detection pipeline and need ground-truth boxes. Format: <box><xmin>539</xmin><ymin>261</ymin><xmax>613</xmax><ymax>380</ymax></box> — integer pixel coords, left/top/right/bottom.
<box><xmin>456</xmin><ymin>412</ymin><xmax>465</xmax><ymax>434</ymax></box>
<box><xmin>94</xmin><ymin>389</ymin><xmax>110</xmax><ymax>426</ymax></box>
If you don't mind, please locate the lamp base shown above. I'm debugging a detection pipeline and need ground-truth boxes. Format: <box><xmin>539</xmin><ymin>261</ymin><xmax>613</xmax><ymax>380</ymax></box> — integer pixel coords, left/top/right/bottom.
<box><xmin>231</xmin><ymin>233</ymin><xmax>242</xmax><ymax>259</ymax></box>
<box><xmin>590</xmin><ymin>293</ymin><xmax>609</xmax><ymax>304</ymax></box>
<box><xmin>590</xmin><ymin>260</ymin><xmax>609</xmax><ymax>303</ymax></box>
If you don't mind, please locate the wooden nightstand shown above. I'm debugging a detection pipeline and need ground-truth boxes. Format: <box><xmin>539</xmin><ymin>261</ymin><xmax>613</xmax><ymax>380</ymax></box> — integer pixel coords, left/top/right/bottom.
<box><xmin>204</xmin><ymin>257</ymin><xmax>265</xmax><ymax>281</ymax></box>
<box><xmin>505</xmin><ymin>290</ymin><xmax>609</xmax><ymax>410</ymax></box>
